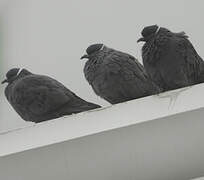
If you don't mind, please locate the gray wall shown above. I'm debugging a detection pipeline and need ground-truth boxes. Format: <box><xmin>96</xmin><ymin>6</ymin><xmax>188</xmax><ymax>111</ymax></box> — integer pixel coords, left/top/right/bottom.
<box><xmin>1</xmin><ymin>0</ymin><xmax>204</xmax><ymax>132</ymax></box>
<box><xmin>1</xmin><ymin>107</ymin><xmax>204</xmax><ymax>180</ymax></box>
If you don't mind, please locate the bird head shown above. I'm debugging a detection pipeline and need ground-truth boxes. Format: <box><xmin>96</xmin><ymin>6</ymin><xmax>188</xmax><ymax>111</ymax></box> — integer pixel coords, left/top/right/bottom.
<box><xmin>81</xmin><ymin>43</ymin><xmax>104</xmax><ymax>60</ymax></box>
<box><xmin>137</xmin><ymin>25</ymin><xmax>160</xmax><ymax>43</ymax></box>
<box><xmin>2</xmin><ymin>68</ymin><xmax>30</xmax><ymax>84</ymax></box>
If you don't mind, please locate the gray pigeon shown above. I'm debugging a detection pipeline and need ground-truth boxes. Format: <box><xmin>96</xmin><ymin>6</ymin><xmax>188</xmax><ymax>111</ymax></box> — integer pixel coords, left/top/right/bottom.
<box><xmin>81</xmin><ymin>44</ymin><xmax>160</xmax><ymax>104</ymax></box>
<box><xmin>2</xmin><ymin>68</ymin><xmax>101</xmax><ymax>123</ymax></box>
<box><xmin>138</xmin><ymin>25</ymin><xmax>204</xmax><ymax>91</ymax></box>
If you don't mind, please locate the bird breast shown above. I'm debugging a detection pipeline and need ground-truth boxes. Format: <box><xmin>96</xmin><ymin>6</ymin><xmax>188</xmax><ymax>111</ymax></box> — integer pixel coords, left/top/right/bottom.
<box><xmin>142</xmin><ymin>35</ymin><xmax>169</xmax><ymax>65</ymax></box>
<box><xmin>84</xmin><ymin>58</ymin><xmax>102</xmax><ymax>84</ymax></box>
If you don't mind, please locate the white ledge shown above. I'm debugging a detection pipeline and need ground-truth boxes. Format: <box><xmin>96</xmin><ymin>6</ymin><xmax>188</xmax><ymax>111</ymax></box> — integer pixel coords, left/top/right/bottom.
<box><xmin>0</xmin><ymin>83</ymin><xmax>204</xmax><ymax>180</ymax></box>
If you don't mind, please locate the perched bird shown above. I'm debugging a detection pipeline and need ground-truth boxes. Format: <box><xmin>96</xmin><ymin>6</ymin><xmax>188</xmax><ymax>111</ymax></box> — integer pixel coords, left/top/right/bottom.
<box><xmin>138</xmin><ymin>25</ymin><xmax>204</xmax><ymax>91</ymax></box>
<box><xmin>81</xmin><ymin>44</ymin><xmax>160</xmax><ymax>104</ymax></box>
<box><xmin>2</xmin><ymin>68</ymin><xmax>101</xmax><ymax>123</ymax></box>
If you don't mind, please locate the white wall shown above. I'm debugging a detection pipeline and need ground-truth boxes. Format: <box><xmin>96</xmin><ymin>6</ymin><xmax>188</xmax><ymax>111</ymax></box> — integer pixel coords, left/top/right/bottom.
<box><xmin>1</xmin><ymin>103</ymin><xmax>204</xmax><ymax>180</ymax></box>
<box><xmin>1</xmin><ymin>0</ymin><xmax>204</xmax><ymax>132</ymax></box>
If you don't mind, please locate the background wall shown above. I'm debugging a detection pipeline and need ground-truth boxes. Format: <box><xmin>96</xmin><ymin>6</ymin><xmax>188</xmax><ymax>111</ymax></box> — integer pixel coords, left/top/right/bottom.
<box><xmin>1</xmin><ymin>0</ymin><xmax>204</xmax><ymax>132</ymax></box>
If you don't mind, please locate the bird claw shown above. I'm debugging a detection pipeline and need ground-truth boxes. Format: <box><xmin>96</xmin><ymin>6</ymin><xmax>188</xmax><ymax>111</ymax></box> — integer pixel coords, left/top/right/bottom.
<box><xmin>156</xmin><ymin>86</ymin><xmax>192</xmax><ymax>109</ymax></box>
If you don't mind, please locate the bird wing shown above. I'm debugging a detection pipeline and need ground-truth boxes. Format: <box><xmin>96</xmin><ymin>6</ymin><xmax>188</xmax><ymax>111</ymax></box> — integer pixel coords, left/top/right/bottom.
<box><xmin>100</xmin><ymin>51</ymin><xmax>159</xmax><ymax>97</ymax></box>
<box><xmin>11</xmin><ymin>75</ymin><xmax>73</xmax><ymax>116</ymax></box>
<box><xmin>105</xmin><ymin>51</ymin><xmax>149</xmax><ymax>81</ymax></box>
<box><xmin>175</xmin><ymin>36</ymin><xmax>204</xmax><ymax>83</ymax></box>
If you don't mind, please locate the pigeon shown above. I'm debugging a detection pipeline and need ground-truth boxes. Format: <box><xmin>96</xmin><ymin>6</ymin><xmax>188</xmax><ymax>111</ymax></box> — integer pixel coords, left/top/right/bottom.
<box><xmin>138</xmin><ymin>25</ymin><xmax>204</xmax><ymax>91</ymax></box>
<box><xmin>2</xmin><ymin>68</ymin><xmax>101</xmax><ymax>123</ymax></box>
<box><xmin>81</xmin><ymin>44</ymin><xmax>161</xmax><ymax>104</ymax></box>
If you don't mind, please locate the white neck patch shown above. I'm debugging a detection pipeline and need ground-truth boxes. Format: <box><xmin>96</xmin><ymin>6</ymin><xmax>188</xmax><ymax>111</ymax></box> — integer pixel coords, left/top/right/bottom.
<box><xmin>155</xmin><ymin>26</ymin><xmax>160</xmax><ymax>35</ymax></box>
<box><xmin>100</xmin><ymin>44</ymin><xmax>105</xmax><ymax>51</ymax></box>
<box><xmin>17</xmin><ymin>68</ymin><xmax>23</xmax><ymax>77</ymax></box>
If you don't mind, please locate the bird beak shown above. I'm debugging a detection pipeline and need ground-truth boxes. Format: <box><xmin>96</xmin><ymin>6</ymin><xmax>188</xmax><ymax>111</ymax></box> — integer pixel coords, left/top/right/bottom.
<box><xmin>80</xmin><ymin>54</ymin><xmax>90</xmax><ymax>60</ymax></box>
<box><xmin>1</xmin><ymin>79</ymin><xmax>8</xmax><ymax>84</ymax></box>
<box><xmin>137</xmin><ymin>37</ymin><xmax>146</xmax><ymax>43</ymax></box>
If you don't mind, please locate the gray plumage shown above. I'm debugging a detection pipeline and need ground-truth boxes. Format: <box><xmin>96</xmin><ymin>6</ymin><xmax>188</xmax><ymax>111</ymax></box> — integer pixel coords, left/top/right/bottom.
<box><xmin>138</xmin><ymin>25</ymin><xmax>204</xmax><ymax>91</ymax></box>
<box><xmin>81</xmin><ymin>44</ymin><xmax>160</xmax><ymax>104</ymax></box>
<box><xmin>2</xmin><ymin>68</ymin><xmax>101</xmax><ymax>123</ymax></box>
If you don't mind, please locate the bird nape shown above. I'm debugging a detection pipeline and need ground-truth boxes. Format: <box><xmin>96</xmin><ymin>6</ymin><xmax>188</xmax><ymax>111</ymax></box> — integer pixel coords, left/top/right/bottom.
<box><xmin>2</xmin><ymin>68</ymin><xmax>101</xmax><ymax>123</ymax></box>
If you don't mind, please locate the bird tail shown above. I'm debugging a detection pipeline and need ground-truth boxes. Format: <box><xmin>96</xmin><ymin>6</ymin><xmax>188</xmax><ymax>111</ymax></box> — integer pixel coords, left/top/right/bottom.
<box><xmin>80</xmin><ymin>102</ymin><xmax>101</xmax><ymax>111</ymax></box>
<box><xmin>60</xmin><ymin>101</ymin><xmax>101</xmax><ymax>116</ymax></box>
